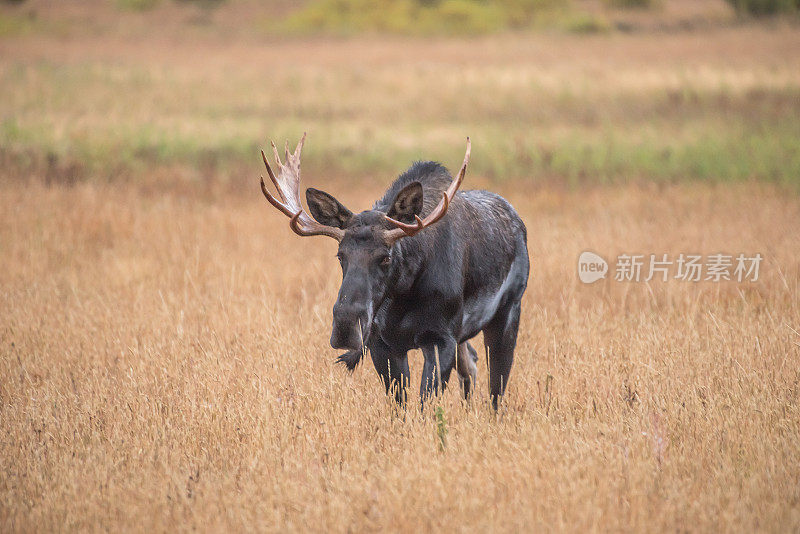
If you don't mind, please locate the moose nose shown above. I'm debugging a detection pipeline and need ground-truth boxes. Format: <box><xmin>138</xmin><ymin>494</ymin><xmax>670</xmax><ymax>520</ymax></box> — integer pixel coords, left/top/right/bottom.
<box><xmin>333</xmin><ymin>302</ymin><xmax>367</xmax><ymax>323</ymax></box>
<box><xmin>330</xmin><ymin>303</ymin><xmax>368</xmax><ymax>350</ymax></box>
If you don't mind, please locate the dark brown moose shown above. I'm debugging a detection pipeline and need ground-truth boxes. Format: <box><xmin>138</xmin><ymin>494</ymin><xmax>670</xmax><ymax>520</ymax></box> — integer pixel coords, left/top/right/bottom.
<box><xmin>259</xmin><ymin>134</ymin><xmax>529</xmax><ymax>408</ymax></box>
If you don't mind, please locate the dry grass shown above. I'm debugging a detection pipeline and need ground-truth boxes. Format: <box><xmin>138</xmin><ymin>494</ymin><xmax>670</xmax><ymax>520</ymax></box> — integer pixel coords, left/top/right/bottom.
<box><xmin>2</xmin><ymin>1</ymin><xmax>800</xmax><ymax>531</ymax></box>
<box><xmin>1</xmin><ymin>178</ymin><xmax>799</xmax><ymax>532</ymax></box>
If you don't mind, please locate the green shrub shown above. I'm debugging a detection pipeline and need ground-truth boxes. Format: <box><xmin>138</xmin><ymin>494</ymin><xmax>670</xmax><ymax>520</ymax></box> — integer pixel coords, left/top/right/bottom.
<box><xmin>282</xmin><ymin>0</ymin><xmax>562</xmax><ymax>36</ymax></box>
<box><xmin>116</xmin><ymin>0</ymin><xmax>160</xmax><ymax>11</ymax></box>
<box><xmin>173</xmin><ymin>0</ymin><xmax>226</xmax><ymax>9</ymax></box>
<box><xmin>0</xmin><ymin>13</ymin><xmax>35</xmax><ymax>36</ymax></box>
<box><xmin>433</xmin><ymin>0</ymin><xmax>507</xmax><ymax>34</ymax></box>
<box><xmin>561</xmin><ymin>12</ymin><xmax>612</xmax><ymax>33</ymax></box>
<box><xmin>500</xmin><ymin>0</ymin><xmax>565</xmax><ymax>28</ymax></box>
<box><xmin>604</xmin><ymin>0</ymin><xmax>655</xmax><ymax>8</ymax></box>
<box><xmin>725</xmin><ymin>0</ymin><xmax>799</xmax><ymax>16</ymax></box>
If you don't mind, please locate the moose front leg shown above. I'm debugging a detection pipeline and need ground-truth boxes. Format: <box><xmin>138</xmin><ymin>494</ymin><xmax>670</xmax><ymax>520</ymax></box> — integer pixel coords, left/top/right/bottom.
<box><xmin>419</xmin><ymin>336</ymin><xmax>457</xmax><ymax>405</ymax></box>
<box><xmin>369</xmin><ymin>337</ymin><xmax>410</xmax><ymax>406</ymax></box>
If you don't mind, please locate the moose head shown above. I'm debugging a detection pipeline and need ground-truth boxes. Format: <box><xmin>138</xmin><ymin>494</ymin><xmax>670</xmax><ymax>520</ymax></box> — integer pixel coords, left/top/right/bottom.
<box><xmin>259</xmin><ymin>134</ymin><xmax>470</xmax><ymax>352</ymax></box>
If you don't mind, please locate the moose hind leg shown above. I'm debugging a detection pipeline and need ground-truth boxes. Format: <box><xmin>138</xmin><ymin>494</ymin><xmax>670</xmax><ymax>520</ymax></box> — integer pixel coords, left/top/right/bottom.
<box><xmin>483</xmin><ymin>300</ymin><xmax>521</xmax><ymax>410</ymax></box>
<box><xmin>456</xmin><ymin>341</ymin><xmax>478</xmax><ymax>400</ymax></box>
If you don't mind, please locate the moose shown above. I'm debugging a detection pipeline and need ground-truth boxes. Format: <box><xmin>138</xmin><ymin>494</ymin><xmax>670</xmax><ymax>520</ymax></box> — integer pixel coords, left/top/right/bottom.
<box><xmin>259</xmin><ymin>134</ymin><xmax>529</xmax><ymax>408</ymax></box>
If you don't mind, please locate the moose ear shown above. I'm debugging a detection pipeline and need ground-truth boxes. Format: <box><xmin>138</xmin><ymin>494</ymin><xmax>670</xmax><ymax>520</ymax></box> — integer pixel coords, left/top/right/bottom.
<box><xmin>306</xmin><ymin>188</ymin><xmax>353</xmax><ymax>229</ymax></box>
<box><xmin>387</xmin><ymin>182</ymin><xmax>423</xmax><ymax>224</ymax></box>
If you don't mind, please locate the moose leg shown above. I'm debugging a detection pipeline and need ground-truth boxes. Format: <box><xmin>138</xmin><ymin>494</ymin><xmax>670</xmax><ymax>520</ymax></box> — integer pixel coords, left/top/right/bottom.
<box><xmin>456</xmin><ymin>341</ymin><xmax>479</xmax><ymax>400</ymax></box>
<box><xmin>369</xmin><ymin>338</ymin><xmax>410</xmax><ymax>405</ymax></box>
<box><xmin>483</xmin><ymin>300</ymin><xmax>521</xmax><ymax>410</ymax></box>
<box><xmin>419</xmin><ymin>337</ymin><xmax>457</xmax><ymax>404</ymax></box>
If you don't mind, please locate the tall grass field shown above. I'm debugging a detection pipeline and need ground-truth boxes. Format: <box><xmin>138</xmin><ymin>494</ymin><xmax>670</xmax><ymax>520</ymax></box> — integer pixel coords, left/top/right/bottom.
<box><xmin>1</xmin><ymin>0</ymin><xmax>799</xmax><ymax>531</ymax></box>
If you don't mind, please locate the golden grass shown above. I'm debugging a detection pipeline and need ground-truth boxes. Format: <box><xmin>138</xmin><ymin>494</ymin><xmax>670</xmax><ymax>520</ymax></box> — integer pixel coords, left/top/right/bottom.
<box><xmin>2</xmin><ymin>2</ymin><xmax>800</xmax><ymax>530</ymax></box>
<box><xmin>1</xmin><ymin>178</ymin><xmax>799</xmax><ymax>531</ymax></box>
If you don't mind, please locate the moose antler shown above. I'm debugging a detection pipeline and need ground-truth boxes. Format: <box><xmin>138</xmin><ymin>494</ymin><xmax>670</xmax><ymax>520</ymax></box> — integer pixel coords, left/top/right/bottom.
<box><xmin>259</xmin><ymin>133</ymin><xmax>345</xmax><ymax>241</ymax></box>
<box><xmin>383</xmin><ymin>137</ymin><xmax>471</xmax><ymax>243</ymax></box>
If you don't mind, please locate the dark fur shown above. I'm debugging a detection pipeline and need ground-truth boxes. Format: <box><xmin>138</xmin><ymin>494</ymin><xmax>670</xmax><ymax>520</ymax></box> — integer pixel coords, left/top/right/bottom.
<box><xmin>311</xmin><ymin>160</ymin><xmax>529</xmax><ymax>408</ymax></box>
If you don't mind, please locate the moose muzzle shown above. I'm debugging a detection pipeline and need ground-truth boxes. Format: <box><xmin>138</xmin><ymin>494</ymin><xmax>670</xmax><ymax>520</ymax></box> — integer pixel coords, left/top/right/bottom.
<box><xmin>330</xmin><ymin>302</ymin><xmax>370</xmax><ymax>350</ymax></box>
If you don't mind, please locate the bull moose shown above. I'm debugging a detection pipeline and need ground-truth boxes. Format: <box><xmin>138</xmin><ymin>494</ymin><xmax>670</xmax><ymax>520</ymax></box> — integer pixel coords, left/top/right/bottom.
<box><xmin>259</xmin><ymin>134</ymin><xmax>529</xmax><ymax>408</ymax></box>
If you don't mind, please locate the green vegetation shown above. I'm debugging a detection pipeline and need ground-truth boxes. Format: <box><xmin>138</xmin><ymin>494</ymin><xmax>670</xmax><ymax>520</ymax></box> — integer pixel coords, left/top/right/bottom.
<box><xmin>116</xmin><ymin>0</ymin><xmax>161</xmax><ymax>11</ymax></box>
<box><xmin>559</xmin><ymin>12</ymin><xmax>612</xmax><ymax>34</ymax></box>
<box><xmin>725</xmin><ymin>0</ymin><xmax>800</xmax><ymax>16</ymax></box>
<box><xmin>2</xmin><ymin>55</ymin><xmax>799</xmax><ymax>186</ymax></box>
<box><xmin>114</xmin><ymin>0</ymin><xmax>226</xmax><ymax>11</ymax></box>
<box><xmin>435</xmin><ymin>406</ymin><xmax>448</xmax><ymax>451</ymax></box>
<box><xmin>604</xmin><ymin>0</ymin><xmax>656</xmax><ymax>8</ymax></box>
<box><xmin>173</xmin><ymin>0</ymin><xmax>227</xmax><ymax>9</ymax></box>
<box><xmin>281</xmin><ymin>0</ymin><xmax>565</xmax><ymax>36</ymax></box>
<box><xmin>0</xmin><ymin>12</ymin><xmax>36</xmax><ymax>37</ymax></box>
<box><xmin>3</xmin><ymin>114</ymin><xmax>798</xmax><ymax>186</ymax></box>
